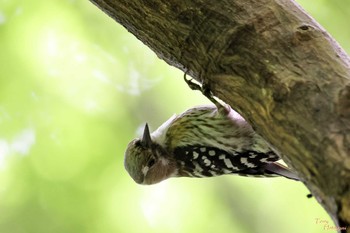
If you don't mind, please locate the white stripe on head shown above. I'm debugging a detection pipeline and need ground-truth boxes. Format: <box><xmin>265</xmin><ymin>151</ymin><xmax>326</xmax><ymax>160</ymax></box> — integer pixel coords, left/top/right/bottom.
<box><xmin>142</xmin><ymin>166</ymin><xmax>149</xmax><ymax>175</ymax></box>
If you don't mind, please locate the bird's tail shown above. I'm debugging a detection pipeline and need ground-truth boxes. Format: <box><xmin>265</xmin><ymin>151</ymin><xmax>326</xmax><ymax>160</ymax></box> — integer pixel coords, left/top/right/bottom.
<box><xmin>264</xmin><ymin>163</ymin><xmax>299</xmax><ymax>181</ymax></box>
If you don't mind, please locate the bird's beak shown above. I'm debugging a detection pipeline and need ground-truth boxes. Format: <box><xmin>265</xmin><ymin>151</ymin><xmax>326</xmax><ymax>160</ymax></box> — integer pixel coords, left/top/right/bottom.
<box><xmin>141</xmin><ymin>123</ymin><xmax>152</xmax><ymax>147</ymax></box>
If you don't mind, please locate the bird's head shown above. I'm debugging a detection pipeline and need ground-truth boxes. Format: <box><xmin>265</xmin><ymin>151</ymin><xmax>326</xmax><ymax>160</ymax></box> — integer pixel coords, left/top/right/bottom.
<box><xmin>124</xmin><ymin>124</ymin><xmax>177</xmax><ymax>185</ymax></box>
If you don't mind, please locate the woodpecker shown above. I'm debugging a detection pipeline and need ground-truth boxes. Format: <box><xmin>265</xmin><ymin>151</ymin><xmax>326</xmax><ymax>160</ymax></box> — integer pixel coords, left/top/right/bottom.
<box><xmin>124</xmin><ymin>74</ymin><xmax>299</xmax><ymax>185</ymax></box>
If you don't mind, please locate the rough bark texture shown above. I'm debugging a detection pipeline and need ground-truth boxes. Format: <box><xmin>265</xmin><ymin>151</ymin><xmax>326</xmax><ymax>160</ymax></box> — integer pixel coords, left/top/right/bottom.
<box><xmin>89</xmin><ymin>0</ymin><xmax>350</xmax><ymax>231</ymax></box>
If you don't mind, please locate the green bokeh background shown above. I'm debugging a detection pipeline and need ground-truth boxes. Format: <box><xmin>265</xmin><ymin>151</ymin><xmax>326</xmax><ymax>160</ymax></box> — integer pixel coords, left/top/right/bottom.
<box><xmin>0</xmin><ymin>1</ymin><xmax>349</xmax><ymax>233</ymax></box>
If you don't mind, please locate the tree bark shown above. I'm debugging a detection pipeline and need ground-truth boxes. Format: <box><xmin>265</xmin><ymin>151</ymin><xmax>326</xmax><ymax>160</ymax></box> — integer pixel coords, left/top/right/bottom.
<box><xmin>89</xmin><ymin>0</ymin><xmax>350</xmax><ymax>231</ymax></box>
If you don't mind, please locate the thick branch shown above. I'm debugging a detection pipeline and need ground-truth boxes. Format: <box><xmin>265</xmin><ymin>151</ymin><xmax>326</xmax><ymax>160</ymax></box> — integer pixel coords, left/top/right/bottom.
<box><xmin>90</xmin><ymin>0</ymin><xmax>350</xmax><ymax>231</ymax></box>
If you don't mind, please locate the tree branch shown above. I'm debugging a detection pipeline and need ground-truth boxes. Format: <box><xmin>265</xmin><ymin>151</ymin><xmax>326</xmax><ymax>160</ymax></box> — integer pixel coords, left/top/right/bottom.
<box><xmin>89</xmin><ymin>0</ymin><xmax>350</xmax><ymax>231</ymax></box>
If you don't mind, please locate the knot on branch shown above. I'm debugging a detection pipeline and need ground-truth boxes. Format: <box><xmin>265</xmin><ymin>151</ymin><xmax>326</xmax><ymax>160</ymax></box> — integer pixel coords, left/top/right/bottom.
<box><xmin>294</xmin><ymin>24</ymin><xmax>315</xmax><ymax>42</ymax></box>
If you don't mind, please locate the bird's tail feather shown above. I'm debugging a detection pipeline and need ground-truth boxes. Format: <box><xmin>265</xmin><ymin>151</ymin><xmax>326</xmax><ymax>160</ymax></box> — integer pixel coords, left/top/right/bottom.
<box><xmin>264</xmin><ymin>163</ymin><xmax>299</xmax><ymax>181</ymax></box>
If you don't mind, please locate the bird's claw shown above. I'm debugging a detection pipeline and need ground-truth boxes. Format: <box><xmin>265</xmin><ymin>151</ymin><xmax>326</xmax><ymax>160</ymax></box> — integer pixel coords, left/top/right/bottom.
<box><xmin>183</xmin><ymin>72</ymin><xmax>216</xmax><ymax>104</ymax></box>
<box><xmin>183</xmin><ymin>73</ymin><xmax>202</xmax><ymax>92</ymax></box>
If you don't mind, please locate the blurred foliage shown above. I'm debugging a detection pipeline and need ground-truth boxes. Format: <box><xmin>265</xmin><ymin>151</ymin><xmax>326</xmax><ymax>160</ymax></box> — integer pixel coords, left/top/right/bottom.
<box><xmin>0</xmin><ymin>0</ymin><xmax>348</xmax><ymax>233</ymax></box>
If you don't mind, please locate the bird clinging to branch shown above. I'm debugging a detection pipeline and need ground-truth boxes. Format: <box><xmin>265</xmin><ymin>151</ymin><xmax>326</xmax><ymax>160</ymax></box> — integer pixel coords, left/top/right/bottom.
<box><xmin>124</xmin><ymin>74</ymin><xmax>298</xmax><ymax>184</ymax></box>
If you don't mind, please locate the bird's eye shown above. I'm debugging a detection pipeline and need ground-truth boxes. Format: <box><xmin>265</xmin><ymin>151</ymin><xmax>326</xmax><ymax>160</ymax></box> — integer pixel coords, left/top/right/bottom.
<box><xmin>134</xmin><ymin>140</ymin><xmax>141</xmax><ymax>147</ymax></box>
<box><xmin>148</xmin><ymin>158</ymin><xmax>156</xmax><ymax>167</ymax></box>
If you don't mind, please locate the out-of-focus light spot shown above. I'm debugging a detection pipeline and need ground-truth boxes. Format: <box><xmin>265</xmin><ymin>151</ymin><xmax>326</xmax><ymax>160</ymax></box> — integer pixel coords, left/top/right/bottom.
<box><xmin>0</xmin><ymin>140</ymin><xmax>10</xmax><ymax>168</ymax></box>
<box><xmin>11</xmin><ymin>128</ymin><xmax>36</xmax><ymax>155</ymax></box>
<box><xmin>49</xmin><ymin>131</ymin><xmax>61</xmax><ymax>145</ymax></box>
<box><xmin>122</xmin><ymin>46</ymin><xmax>129</xmax><ymax>54</ymax></box>
<box><xmin>45</xmin><ymin>30</ymin><xmax>59</xmax><ymax>57</ymax></box>
<box><xmin>15</xmin><ymin>16</ymin><xmax>123</xmax><ymax>115</ymax></box>
<box><xmin>0</xmin><ymin>12</ymin><xmax>6</xmax><ymax>24</ymax></box>
<box><xmin>0</xmin><ymin>128</ymin><xmax>36</xmax><ymax>169</ymax></box>
<box><xmin>140</xmin><ymin>182</ymin><xmax>185</xmax><ymax>232</ymax></box>
<box><xmin>92</xmin><ymin>69</ymin><xmax>110</xmax><ymax>84</ymax></box>
<box><xmin>141</xmin><ymin>182</ymin><xmax>168</xmax><ymax>227</ymax></box>
<box><xmin>15</xmin><ymin>7</ymin><xmax>23</xmax><ymax>16</ymax></box>
<box><xmin>127</xmin><ymin>69</ymin><xmax>141</xmax><ymax>96</ymax></box>
<box><xmin>84</xmin><ymin>99</ymin><xmax>98</xmax><ymax>111</ymax></box>
<box><xmin>31</xmin><ymin>91</ymin><xmax>39</xmax><ymax>101</ymax></box>
<box><xmin>0</xmin><ymin>107</ymin><xmax>11</xmax><ymax>123</ymax></box>
<box><xmin>75</xmin><ymin>53</ymin><xmax>86</xmax><ymax>63</ymax></box>
<box><xmin>117</xmin><ymin>67</ymin><xmax>162</xmax><ymax>95</ymax></box>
